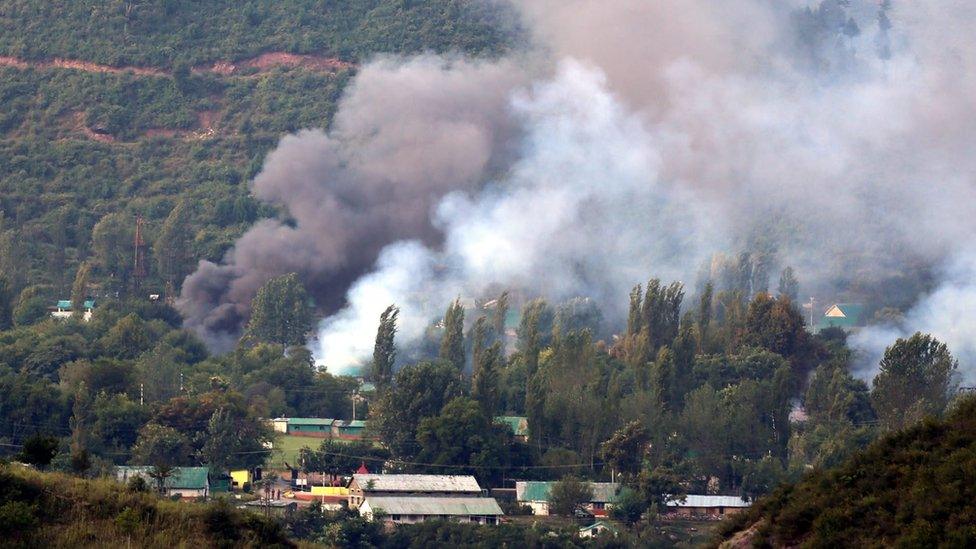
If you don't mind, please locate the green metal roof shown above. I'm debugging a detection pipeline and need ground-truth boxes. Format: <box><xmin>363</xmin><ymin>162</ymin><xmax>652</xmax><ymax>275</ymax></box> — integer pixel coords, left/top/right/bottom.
<box><xmin>495</xmin><ymin>416</ymin><xmax>529</xmax><ymax>437</ymax></box>
<box><xmin>517</xmin><ymin>481</ymin><xmax>551</xmax><ymax>502</ymax></box>
<box><xmin>342</xmin><ymin>420</ymin><xmax>366</xmax><ymax>428</ymax></box>
<box><xmin>516</xmin><ymin>481</ymin><xmax>620</xmax><ymax>503</ymax></box>
<box><xmin>580</xmin><ymin>520</ymin><xmax>619</xmax><ymax>533</ymax></box>
<box><xmin>818</xmin><ymin>303</ymin><xmax>865</xmax><ymax>329</ymax></box>
<box><xmin>55</xmin><ymin>299</ymin><xmax>95</xmax><ymax>309</ymax></box>
<box><xmin>116</xmin><ymin>466</ymin><xmax>210</xmax><ymax>489</ymax></box>
<box><xmin>287</xmin><ymin>417</ymin><xmax>335</xmax><ymax>426</ymax></box>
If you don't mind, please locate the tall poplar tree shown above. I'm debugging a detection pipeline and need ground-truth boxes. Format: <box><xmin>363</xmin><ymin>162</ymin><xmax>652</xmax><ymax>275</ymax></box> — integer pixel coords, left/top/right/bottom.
<box><xmin>440</xmin><ymin>299</ymin><xmax>466</xmax><ymax>371</ymax></box>
<box><xmin>372</xmin><ymin>305</ymin><xmax>399</xmax><ymax>385</ymax></box>
<box><xmin>154</xmin><ymin>200</ymin><xmax>192</xmax><ymax>289</ymax></box>
<box><xmin>70</xmin><ymin>261</ymin><xmax>90</xmax><ymax>319</ymax></box>
<box><xmin>244</xmin><ymin>273</ymin><xmax>313</xmax><ymax>347</ymax></box>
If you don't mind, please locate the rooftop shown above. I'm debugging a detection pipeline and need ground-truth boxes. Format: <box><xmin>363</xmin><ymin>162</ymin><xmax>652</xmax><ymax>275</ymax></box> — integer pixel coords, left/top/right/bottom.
<box><xmin>362</xmin><ymin>496</ymin><xmax>503</xmax><ymax>516</ymax></box>
<box><xmin>285</xmin><ymin>417</ymin><xmax>335</xmax><ymax>426</ymax></box>
<box><xmin>352</xmin><ymin>474</ymin><xmax>482</xmax><ymax>493</ymax></box>
<box><xmin>495</xmin><ymin>416</ymin><xmax>528</xmax><ymax>437</ymax></box>
<box><xmin>55</xmin><ymin>299</ymin><xmax>96</xmax><ymax>309</ymax></box>
<box><xmin>116</xmin><ymin>466</ymin><xmax>210</xmax><ymax>489</ymax></box>
<box><xmin>666</xmin><ymin>495</ymin><xmax>751</xmax><ymax>508</ymax></box>
<box><xmin>515</xmin><ymin>481</ymin><xmax>620</xmax><ymax>503</ymax></box>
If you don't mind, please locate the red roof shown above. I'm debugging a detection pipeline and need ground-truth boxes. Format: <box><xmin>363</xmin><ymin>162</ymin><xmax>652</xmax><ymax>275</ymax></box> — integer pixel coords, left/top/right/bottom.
<box><xmin>356</xmin><ymin>462</ymin><xmax>369</xmax><ymax>474</ymax></box>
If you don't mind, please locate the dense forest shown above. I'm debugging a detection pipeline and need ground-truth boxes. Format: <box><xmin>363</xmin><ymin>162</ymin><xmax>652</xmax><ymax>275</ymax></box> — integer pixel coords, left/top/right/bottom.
<box><xmin>0</xmin><ymin>0</ymin><xmax>517</xmax><ymax>305</ymax></box>
<box><xmin>715</xmin><ymin>396</ymin><xmax>976</xmax><ymax>547</ymax></box>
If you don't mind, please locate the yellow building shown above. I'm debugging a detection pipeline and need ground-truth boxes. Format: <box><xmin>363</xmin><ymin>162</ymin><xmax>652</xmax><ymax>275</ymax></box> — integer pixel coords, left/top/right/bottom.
<box><xmin>230</xmin><ymin>470</ymin><xmax>251</xmax><ymax>489</ymax></box>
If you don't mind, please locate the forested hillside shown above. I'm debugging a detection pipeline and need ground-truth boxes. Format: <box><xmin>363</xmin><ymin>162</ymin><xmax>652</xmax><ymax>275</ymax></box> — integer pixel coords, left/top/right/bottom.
<box><xmin>715</xmin><ymin>396</ymin><xmax>976</xmax><ymax>548</ymax></box>
<box><xmin>0</xmin><ymin>0</ymin><xmax>516</xmax><ymax>306</ymax></box>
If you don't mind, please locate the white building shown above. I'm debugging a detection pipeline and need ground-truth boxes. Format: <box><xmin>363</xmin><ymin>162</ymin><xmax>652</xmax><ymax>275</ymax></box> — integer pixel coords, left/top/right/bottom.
<box><xmin>348</xmin><ymin>474</ymin><xmax>483</xmax><ymax>508</ymax></box>
<box><xmin>665</xmin><ymin>495</ymin><xmax>751</xmax><ymax>517</ymax></box>
<box><xmin>51</xmin><ymin>299</ymin><xmax>95</xmax><ymax>321</ymax></box>
<box><xmin>359</xmin><ymin>496</ymin><xmax>504</xmax><ymax>525</ymax></box>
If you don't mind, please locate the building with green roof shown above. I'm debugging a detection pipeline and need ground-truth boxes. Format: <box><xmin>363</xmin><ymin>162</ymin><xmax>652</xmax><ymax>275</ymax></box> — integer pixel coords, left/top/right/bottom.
<box><xmin>818</xmin><ymin>303</ymin><xmax>865</xmax><ymax>331</ymax></box>
<box><xmin>494</xmin><ymin>416</ymin><xmax>529</xmax><ymax>441</ymax></box>
<box><xmin>515</xmin><ymin>481</ymin><xmax>620</xmax><ymax>516</ymax></box>
<box><xmin>115</xmin><ymin>466</ymin><xmax>211</xmax><ymax>499</ymax></box>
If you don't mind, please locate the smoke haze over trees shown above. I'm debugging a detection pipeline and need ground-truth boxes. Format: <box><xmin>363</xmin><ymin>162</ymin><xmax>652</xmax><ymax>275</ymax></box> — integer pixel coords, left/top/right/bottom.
<box><xmin>178</xmin><ymin>0</ymin><xmax>976</xmax><ymax>384</ymax></box>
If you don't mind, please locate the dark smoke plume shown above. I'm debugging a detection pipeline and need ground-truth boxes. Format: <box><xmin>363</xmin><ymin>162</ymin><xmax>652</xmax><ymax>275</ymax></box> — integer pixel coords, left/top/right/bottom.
<box><xmin>178</xmin><ymin>56</ymin><xmax>528</xmax><ymax>350</ymax></box>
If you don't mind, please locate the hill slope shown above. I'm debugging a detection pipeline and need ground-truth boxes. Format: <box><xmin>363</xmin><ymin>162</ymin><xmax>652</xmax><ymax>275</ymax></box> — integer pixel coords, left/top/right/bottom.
<box><xmin>0</xmin><ymin>0</ymin><xmax>517</xmax><ymax>303</ymax></box>
<box><xmin>716</xmin><ymin>396</ymin><xmax>976</xmax><ymax>548</ymax></box>
<box><xmin>0</xmin><ymin>464</ymin><xmax>293</xmax><ymax>548</ymax></box>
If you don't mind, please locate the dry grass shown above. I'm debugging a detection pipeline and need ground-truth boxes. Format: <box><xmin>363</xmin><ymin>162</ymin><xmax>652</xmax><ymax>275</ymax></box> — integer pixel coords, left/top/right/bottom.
<box><xmin>0</xmin><ymin>465</ymin><xmax>296</xmax><ymax>548</ymax></box>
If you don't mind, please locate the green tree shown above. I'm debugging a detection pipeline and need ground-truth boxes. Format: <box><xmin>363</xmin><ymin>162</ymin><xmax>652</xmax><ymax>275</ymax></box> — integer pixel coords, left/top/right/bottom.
<box><xmin>18</xmin><ymin>434</ymin><xmax>59</xmax><ymax>469</ymax></box>
<box><xmin>638</xmin><ymin>466</ymin><xmax>684</xmax><ymax>515</ymax></box>
<box><xmin>371</xmin><ymin>305</ymin><xmax>398</xmax><ymax>385</ymax></box>
<box><xmin>600</xmin><ymin>420</ymin><xmax>649</xmax><ymax>481</ymax></box>
<box><xmin>491</xmin><ymin>291</ymin><xmax>509</xmax><ymax>342</ymax></box>
<box><xmin>439</xmin><ymin>299</ymin><xmax>465</xmax><ymax>371</ymax></box>
<box><xmin>548</xmin><ymin>476</ymin><xmax>594</xmax><ymax>516</ymax></box>
<box><xmin>200</xmin><ymin>406</ymin><xmax>273</xmax><ymax>470</ymax></box>
<box><xmin>154</xmin><ymin>200</ymin><xmax>193</xmax><ymax>288</ymax></box>
<box><xmin>698</xmin><ymin>281</ymin><xmax>713</xmax><ymax>343</ymax></box>
<box><xmin>244</xmin><ymin>273</ymin><xmax>313</xmax><ymax>346</ymax></box>
<box><xmin>91</xmin><ymin>212</ymin><xmax>133</xmax><ymax>286</ymax></box>
<box><xmin>872</xmin><ymin>333</ymin><xmax>958</xmax><ymax>431</ymax></box>
<box><xmin>70</xmin><ymin>262</ymin><xmax>91</xmax><ymax>320</ymax></box>
<box><xmin>471</xmin><ymin>343</ymin><xmax>501</xmax><ymax>415</ymax></box>
<box><xmin>131</xmin><ymin>423</ymin><xmax>191</xmax><ymax>466</ymax></box>
<box><xmin>137</xmin><ymin>343</ymin><xmax>184</xmax><ymax>404</ymax></box>
<box><xmin>415</xmin><ymin>397</ymin><xmax>510</xmax><ymax>485</ymax></box>
<box><xmin>639</xmin><ymin>279</ymin><xmax>684</xmax><ymax>356</ymax></box>
<box><xmin>777</xmin><ymin>267</ymin><xmax>799</xmax><ymax>303</ymax></box>
<box><xmin>12</xmin><ymin>286</ymin><xmax>48</xmax><ymax>327</ymax></box>
<box><xmin>300</xmin><ymin>439</ymin><xmax>389</xmax><ymax>476</ymax></box>
<box><xmin>99</xmin><ymin>313</ymin><xmax>152</xmax><ymax>359</ymax></box>
<box><xmin>371</xmin><ymin>361</ymin><xmax>464</xmax><ymax>460</ymax></box>
<box><xmin>0</xmin><ymin>275</ymin><xmax>12</xmax><ymax>330</ymax></box>
<box><xmin>610</xmin><ymin>487</ymin><xmax>648</xmax><ymax>526</ymax></box>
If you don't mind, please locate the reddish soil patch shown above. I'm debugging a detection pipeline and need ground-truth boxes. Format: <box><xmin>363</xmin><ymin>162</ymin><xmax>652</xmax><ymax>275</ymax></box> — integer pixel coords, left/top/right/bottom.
<box><xmin>0</xmin><ymin>56</ymin><xmax>29</xmax><ymax>69</ymax></box>
<box><xmin>48</xmin><ymin>58</ymin><xmax>166</xmax><ymax>76</ymax></box>
<box><xmin>197</xmin><ymin>109</ymin><xmax>220</xmax><ymax>130</ymax></box>
<box><xmin>201</xmin><ymin>52</ymin><xmax>353</xmax><ymax>75</ymax></box>
<box><xmin>1</xmin><ymin>52</ymin><xmax>353</xmax><ymax>78</ymax></box>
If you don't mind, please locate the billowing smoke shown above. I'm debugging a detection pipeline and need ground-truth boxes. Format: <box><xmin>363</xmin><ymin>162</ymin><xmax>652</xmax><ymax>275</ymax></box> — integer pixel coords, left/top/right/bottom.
<box><xmin>851</xmin><ymin>251</ymin><xmax>976</xmax><ymax>385</ymax></box>
<box><xmin>178</xmin><ymin>56</ymin><xmax>529</xmax><ymax>350</ymax></box>
<box><xmin>182</xmin><ymin>0</ymin><xmax>976</xmax><ymax>380</ymax></box>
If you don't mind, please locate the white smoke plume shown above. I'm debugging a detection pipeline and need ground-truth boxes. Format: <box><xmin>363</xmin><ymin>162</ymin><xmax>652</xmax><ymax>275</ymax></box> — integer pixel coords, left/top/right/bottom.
<box><xmin>851</xmin><ymin>251</ymin><xmax>976</xmax><ymax>385</ymax></box>
<box><xmin>313</xmin><ymin>0</ymin><xmax>976</xmax><ymax>375</ymax></box>
<box><xmin>178</xmin><ymin>0</ymin><xmax>976</xmax><ymax>381</ymax></box>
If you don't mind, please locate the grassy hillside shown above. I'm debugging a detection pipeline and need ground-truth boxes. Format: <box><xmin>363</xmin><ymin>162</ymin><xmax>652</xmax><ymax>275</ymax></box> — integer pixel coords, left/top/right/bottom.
<box><xmin>0</xmin><ymin>0</ymin><xmax>516</xmax><ymax>303</ymax></box>
<box><xmin>0</xmin><ymin>464</ymin><xmax>293</xmax><ymax>548</ymax></box>
<box><xmin>715</xmin><ymin>396</ymin><xmax>976</xmax><ymax>548</ymax></box>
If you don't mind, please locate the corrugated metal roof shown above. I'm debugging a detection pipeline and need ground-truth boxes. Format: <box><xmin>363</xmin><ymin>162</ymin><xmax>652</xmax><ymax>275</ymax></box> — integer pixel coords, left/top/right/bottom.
<box><xmin>116</xmin><ymin>466</ymin><xmax>210</xmax><ymax>489</ymax></box>
<box><xmin>287</xmin><ymin>417</ymin><xmax>335</xmax><ymax>426</ymax></box>
<box><xmin>352</xmin><ymin>474</ymin><xmax>482</xmax><ymax>493</ymax></box>
<box><xmin>55</xmin><ymin>299</ymin><xmax>95</xmax><ymax>309</ymax></box>
<box><xmin>362</xmin><ymin>496</ymin><xmax>503</xmax><ymax>516</ymax></box>
<box><xmin>515</xmin><ymin>481</ymin><xmax>620</xmax><ymax>503</ymax></box>
<box><xmin>666</xmin><ymin>495</ymin><xmax>751</xmax><ymax>508</ymax></box>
